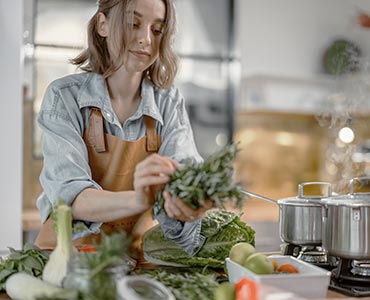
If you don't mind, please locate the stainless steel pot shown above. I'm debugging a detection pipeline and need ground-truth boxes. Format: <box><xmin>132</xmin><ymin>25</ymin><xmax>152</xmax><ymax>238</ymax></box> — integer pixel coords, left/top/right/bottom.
<box><xmin>242</xmin><ymin>182</ymin><xmax>332</xmax><ymax>246</ymax></box>
<box><xmin>321</xmin><ymin>177</ymin><xmax>370</xmax><ymax>259</ymax></box>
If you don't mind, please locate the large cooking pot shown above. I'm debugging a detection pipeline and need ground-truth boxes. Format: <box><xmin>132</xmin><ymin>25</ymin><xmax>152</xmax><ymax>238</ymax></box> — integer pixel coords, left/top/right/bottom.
<box><xmin>242</xmin><ymin>182</ymin><xmax>332</xmax><ymax>246</ymax></box>
<box><xmin>321</xmin><ymin>177</ymin><xmax>370</xmax><ymax>259</ymax></box>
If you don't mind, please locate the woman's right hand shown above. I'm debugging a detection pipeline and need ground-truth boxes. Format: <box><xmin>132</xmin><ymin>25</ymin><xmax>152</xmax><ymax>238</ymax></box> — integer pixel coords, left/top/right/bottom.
<box><xmin>134</xmin><ymin>154</ymin><xmax>179</xmax><ymax>207</ymax></box>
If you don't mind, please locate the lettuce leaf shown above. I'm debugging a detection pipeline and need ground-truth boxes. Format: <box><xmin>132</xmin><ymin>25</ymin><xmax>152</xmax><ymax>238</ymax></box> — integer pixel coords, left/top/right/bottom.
<box><xmin>143</xmin><ymin>210</ymin><xmax>255</xmax><ymax>268</ymax></box>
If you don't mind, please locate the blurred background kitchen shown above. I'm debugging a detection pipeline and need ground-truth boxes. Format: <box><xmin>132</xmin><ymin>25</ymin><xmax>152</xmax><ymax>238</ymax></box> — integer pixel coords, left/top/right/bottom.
<box><xmin>2</xmin><ymin>0</ymin><xmax>370</xmax><ymax>253</ymax></box>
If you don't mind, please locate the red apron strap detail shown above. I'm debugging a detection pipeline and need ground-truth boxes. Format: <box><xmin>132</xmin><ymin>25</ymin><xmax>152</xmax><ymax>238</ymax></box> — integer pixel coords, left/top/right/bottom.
<box><xmin>90</xmin><ymin>108</ymin><xmax>106</xmax><ymax>153</ymax></box>
<box><xmin>144</xmin><ymin>115</ymin><xmax>158</xmax><ymax>152</ymax></box>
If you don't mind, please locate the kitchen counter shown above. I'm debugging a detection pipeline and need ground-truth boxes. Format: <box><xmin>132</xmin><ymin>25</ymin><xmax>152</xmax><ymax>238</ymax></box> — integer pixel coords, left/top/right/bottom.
<box><xmin>1</xmin><ymin>286</ymin><xmax>369</xmax><ymax>299</ymax></box>
<box><xmin>326</xmin><ymin>290</ymin><xmax>370</xmax><ymax>299</ymax></box>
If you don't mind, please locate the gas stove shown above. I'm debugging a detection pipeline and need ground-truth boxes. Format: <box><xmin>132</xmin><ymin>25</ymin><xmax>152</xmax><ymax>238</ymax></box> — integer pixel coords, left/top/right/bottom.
<box><xmin>282</xmin><ymin>244</ymin><xmax>370</xmax><ymax>296</ymax></box>
<box><xmin>330</xmin><ymin>258</ymin><xmax>370</xmax><ymax>297</ymax></box>
<box><xmin>282</xmin><ymin>243</ymin><xmax>336</xmax><ymax>270</ymax></box>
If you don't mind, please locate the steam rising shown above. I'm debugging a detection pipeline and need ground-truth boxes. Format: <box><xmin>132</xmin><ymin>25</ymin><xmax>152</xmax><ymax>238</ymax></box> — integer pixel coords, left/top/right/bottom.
<box><xmin>316</xmin><ymin>56</ymin><xmax>370</xmax><ymax>193</ymax></box>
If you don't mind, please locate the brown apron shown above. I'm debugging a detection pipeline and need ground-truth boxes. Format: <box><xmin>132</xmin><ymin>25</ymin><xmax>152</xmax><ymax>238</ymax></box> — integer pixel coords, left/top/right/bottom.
<box><xmin>35</xmin><ymin>108</ymin><xmax>161</xmax><ymax>257</ymax></box>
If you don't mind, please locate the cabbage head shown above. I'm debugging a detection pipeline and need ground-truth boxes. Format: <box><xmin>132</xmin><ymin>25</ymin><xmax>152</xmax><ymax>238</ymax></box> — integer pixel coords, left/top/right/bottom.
<box><xmin>143</xmin><ymin>210</ymin><xmax>255</xmax><ymax>268</ymax></box>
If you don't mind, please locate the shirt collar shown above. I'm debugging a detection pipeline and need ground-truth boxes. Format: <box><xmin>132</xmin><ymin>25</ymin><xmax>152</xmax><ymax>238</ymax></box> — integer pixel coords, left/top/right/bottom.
<box><xmin>77</xmin><ymin>73</ymin><xmax>163</xmax><ymax>126</ymax></box>
<box><xmin>137</xmin><ymin>78</ymin><xmax>163</xmax><ymax>125</ymax></box>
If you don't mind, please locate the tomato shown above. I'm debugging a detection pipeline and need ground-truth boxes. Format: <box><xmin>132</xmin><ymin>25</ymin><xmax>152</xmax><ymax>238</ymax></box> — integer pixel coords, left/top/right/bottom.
<box><xmin>243</xmin><ymin>253</ymin><xmax>274</xmax><ymax>275</ymax></box>
<box><xmin>229</xmin><ymin>242</ymin><xmax>256</xmax><ymax>265</ymax></box>
<box><xmin>235</xmin><ymin>278</ymin><xmax>258</xmax><ymax>300</ymax></box>
<box><xmin>358</xmin><ymin>13</ymin><xmax>370</xmax><ymax>28</ymax></box>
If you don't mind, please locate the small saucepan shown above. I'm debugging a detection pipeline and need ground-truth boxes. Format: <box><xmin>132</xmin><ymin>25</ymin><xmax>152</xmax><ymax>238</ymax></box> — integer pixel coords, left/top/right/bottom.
<box><xmin>242</xmin><ymin>182</ymin><xmax>332</xmax><ymax>246</ymax></box>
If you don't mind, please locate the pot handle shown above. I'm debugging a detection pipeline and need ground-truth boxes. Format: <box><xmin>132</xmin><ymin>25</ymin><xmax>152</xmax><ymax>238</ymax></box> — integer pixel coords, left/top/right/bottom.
<box><xmin>298</xmin><ymin>182</ymin><xmax>332</xmax><ymax>198</ymax></box>
<box><xmin>240</xmin><ymin>189</ymin><xmax>277</xmax><ymax>205</ymax></box>
<box><xmin>349</xmin><ymin>176</ymin><xmax>370</xmax><ymax>194</ymax></box>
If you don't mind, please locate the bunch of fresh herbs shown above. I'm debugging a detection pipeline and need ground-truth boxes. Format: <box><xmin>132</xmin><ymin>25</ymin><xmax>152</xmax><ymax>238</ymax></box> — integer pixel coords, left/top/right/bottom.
<box><xmin>143</xmin><ymin>268</ymin><xmax>220</xmax><ymax>300</ymax></box>
<box><xmin>156</xmin><ymin>143</ymin><xmax>244</xmax><ymax>209</ymax></box>
<box><xmin>0</xmin><ymin>243</ymin><xmax>49</xmax><ymax>291</ymax></box>
<box><xmin>70</xmin><ymin>231</ymin><xmax>132</xmax><ymax>300</ymax></box>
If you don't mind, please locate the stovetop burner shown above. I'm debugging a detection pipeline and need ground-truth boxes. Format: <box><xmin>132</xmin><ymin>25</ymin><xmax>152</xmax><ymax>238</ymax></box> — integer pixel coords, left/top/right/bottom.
<box><xmin>282</xmin><ymin>244</ymin><xmax>336</xmax><ymax>270</ymax></box>
<box><xmin>297</xmin><ymin>248</ymin><xmax>327</xmax><ymax>264</ymax></box>
<box><xmin>351</xmin><ymin>260</ymin><xmax>370</xmax><ymax>277</ymax></box>
<box><xmin>330</xmin><ymin>258</ymin><xmax>370</xmax><ymax>297</ymax></box>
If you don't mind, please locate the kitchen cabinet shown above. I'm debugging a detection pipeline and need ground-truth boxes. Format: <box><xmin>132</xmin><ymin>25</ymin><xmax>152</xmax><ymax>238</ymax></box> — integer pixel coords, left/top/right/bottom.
<box><xmin>0</xmin><ymin>281</ymin><xmax>369</xmax><ymax>299</ymax></box>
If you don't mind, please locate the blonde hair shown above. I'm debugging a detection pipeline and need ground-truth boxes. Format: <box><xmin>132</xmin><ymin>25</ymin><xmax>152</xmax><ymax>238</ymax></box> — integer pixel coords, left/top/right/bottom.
<box><xmin>71</xmin><ymin>0</ymin><xmax>178</xmax><ymax>88</ymax></box>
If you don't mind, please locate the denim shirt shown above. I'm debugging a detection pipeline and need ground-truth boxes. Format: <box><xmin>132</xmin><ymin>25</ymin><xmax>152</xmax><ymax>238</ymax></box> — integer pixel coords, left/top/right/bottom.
<box><xmin>36</xmin><ymin>72</ymin><xmax>203</xmax><ymax>250</ymax></box>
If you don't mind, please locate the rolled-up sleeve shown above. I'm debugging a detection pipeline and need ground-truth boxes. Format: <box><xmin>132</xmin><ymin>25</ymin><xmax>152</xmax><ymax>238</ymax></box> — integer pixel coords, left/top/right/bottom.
<box><xmin>36</xmin><ymin>84</ymin><xmax>102</xmax><ymax>237</ymax></box>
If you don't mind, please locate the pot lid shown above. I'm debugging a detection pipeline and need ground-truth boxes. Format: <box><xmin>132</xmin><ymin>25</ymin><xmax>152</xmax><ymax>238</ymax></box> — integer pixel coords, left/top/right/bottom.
<box><xmin>277</xmin><ymin>182</ymin><xmax>332</xmax><ymax>206</ymax></box>
<box><xmin>321</xmin><ymin>193</ymin><xmax>370</xmax><ymax>207</ymax></box>
<box><xmin>277</xmin><ymin>196</ymin><xmax>323</xmax><ymax>206</ymax></box>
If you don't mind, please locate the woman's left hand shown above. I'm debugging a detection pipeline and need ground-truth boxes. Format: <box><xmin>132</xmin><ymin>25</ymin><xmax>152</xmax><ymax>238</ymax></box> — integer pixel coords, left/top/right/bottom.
<box><xmin>163</xmin><ymin>190</ymin><xmax>214</xmax><ymax>222</ymax></box>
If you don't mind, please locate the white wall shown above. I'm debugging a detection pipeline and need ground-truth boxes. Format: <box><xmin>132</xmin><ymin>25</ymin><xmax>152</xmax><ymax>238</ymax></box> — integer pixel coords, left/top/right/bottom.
<box><xmin>0</xmin><ymin>0</ymin><xmax>23</xmax><ymax>252</ymax></box>
<box><xmin>239</xmin><ymin>0</ymin><xmax>370</xmax><ymax>78</ymax></box>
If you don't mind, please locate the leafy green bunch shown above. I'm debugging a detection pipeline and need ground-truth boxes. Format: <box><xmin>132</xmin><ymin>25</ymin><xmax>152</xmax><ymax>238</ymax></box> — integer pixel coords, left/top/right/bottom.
<box><xmin>143</xmin><ymin>210</ymin><xmax>255</xmax><ymax>269</ymax></box>
<box><xmin>143</xmin><ymin>268</ymin><xmax>220</xmax><ymax>300</ymax></box>
<box><xmin>157</xmin><ymin>143</ymin><xmax>244</xmax><ymax>209</ymax></box>
<box><xmin>0</xmin><ymin>243</ymin><xmax>50</xmax><ymax>291</ymax></box>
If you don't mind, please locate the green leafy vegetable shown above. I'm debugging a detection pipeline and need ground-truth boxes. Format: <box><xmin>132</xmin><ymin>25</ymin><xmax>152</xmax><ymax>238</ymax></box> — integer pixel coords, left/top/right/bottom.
<box><xmin>0</xmin><ymin>243</ymin><xmax>49</xmax><ymax>291</ymax></box>
<box><xmin>143</xmin><ymin>210</ymin><xmax>255</xmax><ymax>268</ymax></box>
<box><xmin>156</xmin><ymin>143</ymin><xmax>244</xmax><ymax>209</ymax></box>
<box><xmin>143</xmin><ymin>268</ymin><xmax>220</xmax><ymax>300</ymax></box>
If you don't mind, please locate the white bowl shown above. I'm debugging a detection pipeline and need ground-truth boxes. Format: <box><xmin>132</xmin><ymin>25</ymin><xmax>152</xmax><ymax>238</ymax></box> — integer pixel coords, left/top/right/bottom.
<box><xmin>226</xmin><ymin>255</ymin><xmax>331</xmax><ymax>299</ymax></box>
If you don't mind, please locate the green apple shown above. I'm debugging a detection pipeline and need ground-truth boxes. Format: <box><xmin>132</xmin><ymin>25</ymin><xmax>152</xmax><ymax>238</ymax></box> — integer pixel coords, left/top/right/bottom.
<box><xmin>243</xmin><ymin>253</ymin><xmax>274</xmax><ymax>275</ymax></box>
<box><xmin>229</xmin><ymin>242</ymin><xmax>256</xmax><ymax>265</ymax></box>
<box><xmin>214</xmin><ymin>282</ymin><xmax>235</xmax><ymax>300</ymax></box>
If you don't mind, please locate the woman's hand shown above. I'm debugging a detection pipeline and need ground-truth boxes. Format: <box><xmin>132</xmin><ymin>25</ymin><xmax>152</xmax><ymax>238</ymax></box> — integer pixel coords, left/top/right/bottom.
<box><xmin>134</xmin><ymin>154</ymin><xmax>179</xmax><ymax>206</ymax></box>
<box><xmin>163</xmin><ymin>190</ymin><xmax>214</xmax><ymax>222</ymax></box>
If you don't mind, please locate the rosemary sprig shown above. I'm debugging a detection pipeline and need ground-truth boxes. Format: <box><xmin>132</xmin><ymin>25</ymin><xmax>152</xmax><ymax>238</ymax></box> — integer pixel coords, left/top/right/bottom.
<box><xmin>156</xmin><ymin>143</ymin><xmax>244</xmax><ymax>210</ymax></box>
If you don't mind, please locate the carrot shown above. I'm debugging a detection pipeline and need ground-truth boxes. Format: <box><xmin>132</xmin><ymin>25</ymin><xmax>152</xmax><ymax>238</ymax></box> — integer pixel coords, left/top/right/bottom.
<box><xmin>77</xmin><ymin>245</ymin><xmax>97</xmax><ymax>252</ymax></box>
<box><xmin>277</xmin><ymin>263</ymin><xmax>299</xmax><ymax>273</ymax></box>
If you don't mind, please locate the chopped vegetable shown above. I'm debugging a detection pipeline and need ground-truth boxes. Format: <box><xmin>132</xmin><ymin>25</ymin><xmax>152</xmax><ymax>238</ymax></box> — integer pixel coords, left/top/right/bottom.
<box><xmin>5</xmin><ymin>272</ymin><xmax>78</xmax><ymax>300</ymax></box>
<box><xmin>143</xmin><ymin>210</ymin><xmax>255</xmax><ymax>268</ymax></box>
<box><xmin>156</xmin><ymin>143</ymin><xmax>243</xmax><ymax>210</ymax></box>
<box><xmin>0</xmin><ymin>243</ymin><xmax>49</xmax><ymax>291</ymax></box>
<box><xmin>277</xmin><ymin>263</ymin><xmax>299</xmax><ymax>274</ymax></box>
<box><xmin>235</xmin><ymin>278</ymin><xmax>258</xmax><ymax>300</ymax></box>
<box><xmin>42</xmin><ymin>200</ymin><xmax>75</xmax><ymax>286</ymax></box>
<box><xmin>76</xmin><ymin>245</ymin><xmax>96</xmax><ymax>253</ymax></box>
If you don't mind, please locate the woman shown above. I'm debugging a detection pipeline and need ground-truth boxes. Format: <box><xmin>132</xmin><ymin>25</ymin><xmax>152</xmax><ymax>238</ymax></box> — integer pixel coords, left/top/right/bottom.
<box><xmin>35</xmin><ymin>0</ymin><xmax>212</xmax><ymax>256</ymax></box>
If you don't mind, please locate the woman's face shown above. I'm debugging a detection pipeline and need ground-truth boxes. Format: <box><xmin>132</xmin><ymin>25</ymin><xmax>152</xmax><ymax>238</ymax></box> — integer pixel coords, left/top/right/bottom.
<box><xmin>122</xmin><ymin>0</ymin><xmax>166</xmax><ymax>73</ymax></box>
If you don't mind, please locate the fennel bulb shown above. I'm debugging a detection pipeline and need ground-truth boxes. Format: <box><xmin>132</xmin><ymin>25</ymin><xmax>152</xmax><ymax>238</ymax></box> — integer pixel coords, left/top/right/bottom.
<box><xmin>42</xmin><ymin>202</ymin><xmax>75</xmax><ymax>287</ymax></box>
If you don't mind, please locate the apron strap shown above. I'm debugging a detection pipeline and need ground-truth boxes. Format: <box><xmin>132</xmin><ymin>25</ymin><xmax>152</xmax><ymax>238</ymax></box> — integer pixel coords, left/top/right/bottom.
<box><xmin>144</xmin><ymin>115</ymin><xmax>159</xmax><ymax>152</ymax></box>
<box><xmin>87</xmin><ymin>108</ymin><xmax>106</xmax><ymax>153</ymax></box>
<box><xmin>87</xmin><ymin>109</ymin><xmax>158</xmax><ymax>153</ymax></box>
